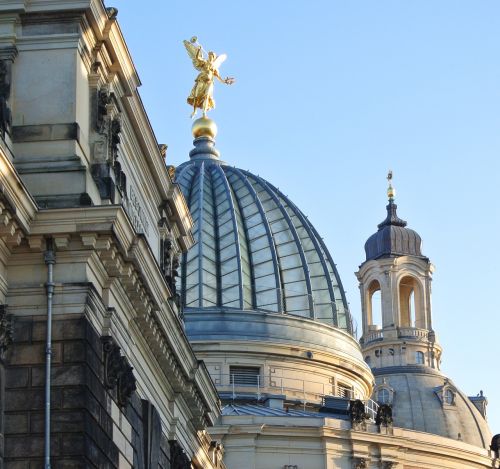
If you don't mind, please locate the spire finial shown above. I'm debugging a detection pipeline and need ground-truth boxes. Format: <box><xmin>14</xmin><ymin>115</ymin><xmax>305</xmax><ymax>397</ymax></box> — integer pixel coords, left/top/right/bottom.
<box><xmin>387</xmin><ymin>170</ymin><xmax>395</xmax><ymax>202</ymax></box>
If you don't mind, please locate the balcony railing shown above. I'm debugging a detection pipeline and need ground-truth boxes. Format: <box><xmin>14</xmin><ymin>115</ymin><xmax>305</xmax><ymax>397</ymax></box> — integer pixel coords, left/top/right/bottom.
<box><xmin>363</xmin><ymin>327</ymin><xmax>430</xmax><ymax>344</ymax></box>
<box><xmin>214</xmin><ymin>373</ymin><xmax>379</xmax><ymax>420</ymax></box>
<box><xmin>363</xmin><ymin>329</ymin><xmax>383</xmax><ymax>344</ymax></box>
<box><xmin>398</xmin><ymin>327</ymin><xmax>429</xmax><ymax>340</ymax></box>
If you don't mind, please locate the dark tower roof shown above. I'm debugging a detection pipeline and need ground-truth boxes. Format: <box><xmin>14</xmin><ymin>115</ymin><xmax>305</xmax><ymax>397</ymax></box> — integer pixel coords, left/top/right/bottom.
<box><xmin>364</xmin><ymin>200</ymin><xmax>424</xmax><ymax>261</ymax></box>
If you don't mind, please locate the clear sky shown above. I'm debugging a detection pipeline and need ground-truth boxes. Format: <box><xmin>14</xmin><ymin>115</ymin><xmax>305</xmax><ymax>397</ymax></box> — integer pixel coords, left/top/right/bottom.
<box><xmin>112</xmin><ymin>0</ymin><xmax>500</xmax><ymax>433</ymax></box>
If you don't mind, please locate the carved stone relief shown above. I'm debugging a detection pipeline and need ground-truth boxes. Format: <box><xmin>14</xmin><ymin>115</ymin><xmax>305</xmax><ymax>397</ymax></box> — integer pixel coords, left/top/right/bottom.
<box><xmin>91</xmin><ymin>88</ymin><xmax>126</xmax><ymax>201</ymax></box>
<box><xmin>161</xmin><ymin>237</ymin><xmax>181</xmax><ymax>308</ymax></box>
<box><xmin>350</xmin><ymin>399</ymin><xmax>369</xmax><ymax>431</ymax></box>
<box><xmin>0</xmin><ymin>60</ymin><xmax>12</xmax><ymax>139</ymax></box>
<box><xmin>102</xmin><ymin>336</ymin><xmax>136</xmax><ymax>407</ymax></box>
<box><xmin>352</xmin><ymin>457</ymin><xmax>367</xmax><ymax>469</ymax></box>
<box><xmin>0</xmin><ymin>305</ymin><xmax>12</xmax><ymax>363</ymax></box>
<box><xmin>169</xmin><ymin>440</ymin><xmax>191</xmax><ymax>469</ymax></box>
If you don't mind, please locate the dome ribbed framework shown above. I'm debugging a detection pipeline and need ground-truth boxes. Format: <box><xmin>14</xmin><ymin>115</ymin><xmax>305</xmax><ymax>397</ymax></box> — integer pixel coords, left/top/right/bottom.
<box><xmin>176</xmin><ymin>158</ymin><xmax>353</xmax><ymax>334</ymax></box>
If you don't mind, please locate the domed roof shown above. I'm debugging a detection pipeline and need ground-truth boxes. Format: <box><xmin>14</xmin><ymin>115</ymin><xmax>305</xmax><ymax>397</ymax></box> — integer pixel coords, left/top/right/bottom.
<box><xmin>373</xmin><ymin>366</ymin><xmax>492</xmax><ymax>448</ymax></box>
<box><xmin>364</xmin><ymin>200</ymin><xmax>424</xmax><ymax>261</ymax></box>
<box><xmin>175</xmin><ymin>131</ymin><xmax>353</xmax><ymax>334</ymax></box>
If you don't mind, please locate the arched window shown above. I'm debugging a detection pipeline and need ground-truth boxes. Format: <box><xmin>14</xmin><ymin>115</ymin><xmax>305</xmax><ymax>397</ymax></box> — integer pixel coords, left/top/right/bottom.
<box><xmin>399</xmin><ymin>276</ymin><xmax>419</xmax><ymax>327</ymax></box>
<box><xmin>377</xmin><ymin>388</ymin><xmax>390</xmax><ymax>404</ymax></box>
<box><xmin>368</xmin><ymin>280</ymin><xmax>382</xmax><ymax>327</ymax></box>
<box><xmin>445</xmin><ymin>389</ymin><xmax>455</xmax><ymax>405</ymax></box>
<box><xmin>415</xmin><ymin>351</ymin><xmax>425</xmax><ymax>365</ymax></box>
<box><xmin>365</xmin><ymin>356</ymin><xmax>371</xmax><ymax>366</ymax></box>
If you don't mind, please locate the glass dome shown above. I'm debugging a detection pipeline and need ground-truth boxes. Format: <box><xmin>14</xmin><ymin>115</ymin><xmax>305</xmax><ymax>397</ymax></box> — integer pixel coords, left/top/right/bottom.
<box><xmin>175</xmin><ymin>137</ymin><xmax>354</xmax><ymax>334</ymax></box>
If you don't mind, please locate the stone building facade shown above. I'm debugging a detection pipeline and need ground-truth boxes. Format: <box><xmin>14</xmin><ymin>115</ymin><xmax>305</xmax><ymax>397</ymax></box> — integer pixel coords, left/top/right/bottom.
<box><xmin>0</xmin><ymin>1</ymin><xmax>223</xmax><ymax>468</ymax></box>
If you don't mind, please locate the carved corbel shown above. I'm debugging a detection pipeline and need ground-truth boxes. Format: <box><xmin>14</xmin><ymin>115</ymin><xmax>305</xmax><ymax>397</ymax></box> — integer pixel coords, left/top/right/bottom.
<box><xmin>102</xmin><ymin>336</ymin><xmax>122</xmax><ymax>389</ymax></box>
<box><xmin>102</xmin><ymin>336</ymin><xmax>137</xmax><ymax>407</ymax></box>
<box><xmin>352</xmin><ymin>458</ymin><xmax>367</xmax><ymax>469</ymax></box>
<box><xmin>0</xmin><ymin>305</ymin><xmax>12</xmax><ymax>363</ymax></box>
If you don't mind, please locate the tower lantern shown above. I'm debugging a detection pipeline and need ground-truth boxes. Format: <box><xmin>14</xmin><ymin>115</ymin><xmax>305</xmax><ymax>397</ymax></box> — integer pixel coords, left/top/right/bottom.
<box><xmin>356</xmin><ymin>173</ymin><xmax>441</xmax><ymax>369</ymax></box>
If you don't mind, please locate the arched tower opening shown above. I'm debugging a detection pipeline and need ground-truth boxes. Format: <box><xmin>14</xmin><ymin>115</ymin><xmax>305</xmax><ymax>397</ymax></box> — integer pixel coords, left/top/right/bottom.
<box><xmin>398</xmin><ymin>275</ymin><xmax>421</xmax><ymax>327</ymax></box>
<box><xmin>367</xmin><ymin>279</ymin><xmax>382</xmax><ymax>328</ymax></box>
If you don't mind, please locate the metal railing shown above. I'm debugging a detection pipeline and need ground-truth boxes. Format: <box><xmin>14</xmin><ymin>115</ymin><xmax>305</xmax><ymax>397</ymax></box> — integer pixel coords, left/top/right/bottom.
<box><xmin>214</xmin><ymin>373</ymin><xmax>379</xmax><ymax>419</ymax></box>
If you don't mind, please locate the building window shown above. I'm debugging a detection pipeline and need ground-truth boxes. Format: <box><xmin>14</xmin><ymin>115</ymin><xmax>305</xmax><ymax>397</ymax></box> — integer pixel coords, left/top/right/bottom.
<box><xmin>365</xmin><ymin>356</ymin><xmax>371</xmax><ymax>366</ymax></box>
<box><xmin>445</xmin><ymin>389</ymin><xmax>455</xmax><ymax>405</ymax></box>
<box><xmin>377</xmin><ymin>388</ymin><xmax>390</xmax><ymax>404</ymax></box>
<box><xmin>337</xmin><ymin>383</ymin><xmax>352</xmax><ymax>399</ymax></box>
<box><xmin>415</xmin><ymin>351</ymin><xmax>425</xmax><ymax>365</ymax></box>
<box><xmin>229</xmin><ymin>366</ymin><xmax>260</xmax><ymax>385</ymax></box>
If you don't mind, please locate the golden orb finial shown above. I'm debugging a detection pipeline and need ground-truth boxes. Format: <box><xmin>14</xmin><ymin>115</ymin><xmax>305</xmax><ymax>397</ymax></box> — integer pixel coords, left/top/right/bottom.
<box><xmin>387</xmin><ymin>170</ymin><xmax>396</xmax><ymax>200</ymax></box>
<box><xmin>192</xmin><ymin>116</ymin><xmax>218</xmax><ymax>139</ymax></box>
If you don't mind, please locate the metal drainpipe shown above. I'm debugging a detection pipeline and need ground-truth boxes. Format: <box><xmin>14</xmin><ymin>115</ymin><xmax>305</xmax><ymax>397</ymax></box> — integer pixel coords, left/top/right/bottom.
<box><xmin>44</xmin><ymin>238</ymin><xmax>56</xmax><ymax>469</ymax></box>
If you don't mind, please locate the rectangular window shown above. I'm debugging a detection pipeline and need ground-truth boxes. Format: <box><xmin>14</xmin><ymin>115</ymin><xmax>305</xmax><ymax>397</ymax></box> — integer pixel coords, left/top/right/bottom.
<box><xmin>337</xmin><ymin>383</ymin><xmax>352</xmax><ymax>399</ymax></box>
<box><xmin>229</xmin><ymin>366</ymin><xmax>260</xmax><ymax>385</ymax></box>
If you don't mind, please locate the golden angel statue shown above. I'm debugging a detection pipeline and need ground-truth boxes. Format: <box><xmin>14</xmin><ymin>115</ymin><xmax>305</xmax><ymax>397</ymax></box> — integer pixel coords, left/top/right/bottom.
<box><xmin>183</xmin><ymin>37</ymin><xmax>235</xmax><ymax>118</ymax></box>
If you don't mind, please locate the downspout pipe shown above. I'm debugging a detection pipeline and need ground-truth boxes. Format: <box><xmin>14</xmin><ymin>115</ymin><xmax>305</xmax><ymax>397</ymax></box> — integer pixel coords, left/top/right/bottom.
<box><xmin>44</xmin><ymin>239</ymin><xmax>56</xmax><ymax>469</ymax></box>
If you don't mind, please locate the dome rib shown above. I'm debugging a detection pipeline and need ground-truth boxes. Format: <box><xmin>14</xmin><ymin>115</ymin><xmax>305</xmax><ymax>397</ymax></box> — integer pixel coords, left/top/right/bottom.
<box><xmin>243</xmin><ymin>171</ymin><xmax>314</xmax><ymax>319</ymax></box>
<box><xmin>196</xmin><ymin>161</ymin><xmax>206</xmax><ymax>306</ymax></box>
<box><xmin>267</xmin><ymin>181</ymin><xmax>342</xmax><ymax>328</ymax></box>
<box><xmin>227</xmin><ymin>167</ymin><xmax>283</xmax><ymax>312</ymax></box>
<box><xmin>211</xmin><ymin>164</ymin><xmax>244</xmax><ymax>309</ymax></box>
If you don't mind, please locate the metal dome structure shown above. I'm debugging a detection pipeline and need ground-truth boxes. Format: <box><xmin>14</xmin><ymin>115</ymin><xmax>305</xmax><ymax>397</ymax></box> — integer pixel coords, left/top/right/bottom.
<box><xmin>175</xmin><ymin>130</ymin><xmax>354</xmax><ymax>334</ymax></box>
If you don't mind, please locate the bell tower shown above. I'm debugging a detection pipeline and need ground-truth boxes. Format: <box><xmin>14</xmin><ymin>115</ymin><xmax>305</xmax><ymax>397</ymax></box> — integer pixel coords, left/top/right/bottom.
<box><xmin>356</xmin><ymin>173</ymin><xmax>442</xmax><ymax>370</ymax></box>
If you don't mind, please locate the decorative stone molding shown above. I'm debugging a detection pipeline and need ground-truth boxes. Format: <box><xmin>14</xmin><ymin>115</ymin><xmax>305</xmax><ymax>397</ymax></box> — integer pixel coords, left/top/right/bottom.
<box><xmin>208</xmin><ymin>440</ymin><xmax>224</xmax><ymax>467</ymax></box>
<box><xmin>169</xmin><ymin>440</ymin><xmax>191</xmax><ymax>469</ymax></box>
<box><xmin>102</xmin><ymin>335</ymin><xmax>137</xmax><ymax>407</ymax></box>
<box><xmin>382</xmin><ymin>462</ymin><xmax>396</xmax><ymax>469</ymax></box>
<box><xmin>0</xmin><ymin>61</ymin><xmax>11</xmax><ymax>139</ymax></box>
<box><xmin>91</xmin><ymin>88</ymin><xmax>126</xmax><ymax>201</ymax></box>
<box><xmin>0</xmin><ymin>305</ymin><xmax>12</xmax><ymax>362</ymax></box>
<box><xmin>102</xmin><ymin>335</ymin><xmax>122</xmax><ymax>389</ymax></box>
<box><xmin>30</xmin><ymin>207</ymin><xmax>218</xmax><ymax>426</ymax></box>
<box><xmin>434</xmin><ymin>379</ymin><xmax>457</xmax><ymax>408</ymax></box>
<box><xmin>161</xmin><ymin>237</ymin><xmax>181</xmax><ymax>307</ymax></box>
<box><xmin>374</xmin><ymin>378</ymin><xmax>395</xmax><ymax>405</ymax></box>
<box><xmin>352</xmin><ymin>458</ymin><xmax>367</xmax><ymax>469</ymax></box>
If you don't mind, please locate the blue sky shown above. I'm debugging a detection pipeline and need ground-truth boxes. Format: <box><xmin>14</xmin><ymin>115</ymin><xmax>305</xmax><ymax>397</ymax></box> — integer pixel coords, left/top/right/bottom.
<box><xmin>113</xmin><ymin>0</ymin><xmax>500</xmax><ymax>433</ymax></box>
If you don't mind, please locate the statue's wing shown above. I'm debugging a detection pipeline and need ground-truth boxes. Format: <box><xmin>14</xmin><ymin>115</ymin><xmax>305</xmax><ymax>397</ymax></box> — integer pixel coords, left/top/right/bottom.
<box><xmin>183</xmin><ymin>40</ymin><xmax>205</xmax><ymax>70</ymax></box>
<box><xmin>212</xmin><ymin>53</ymin><xmax>227</xmax><ymax>70</ymax></box>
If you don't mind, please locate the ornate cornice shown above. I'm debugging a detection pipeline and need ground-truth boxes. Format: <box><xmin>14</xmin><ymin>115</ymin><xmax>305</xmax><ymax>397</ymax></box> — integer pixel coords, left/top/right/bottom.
<box><xmin>29</xmin><ymin>205</ymin><xmax>220</xmax><ymax>425</ymax></box>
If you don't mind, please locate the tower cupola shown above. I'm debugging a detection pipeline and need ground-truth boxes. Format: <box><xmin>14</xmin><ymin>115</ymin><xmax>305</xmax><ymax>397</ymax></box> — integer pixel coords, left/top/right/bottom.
<box><xmin>356</xmin><ymin>173</ymin><xmax>441</xmax><ymax>370</ymax></box>
<box><xmin>364</xmin><ymin>173</ymin><xmax>423</xmax><ymax>261</ymax></box>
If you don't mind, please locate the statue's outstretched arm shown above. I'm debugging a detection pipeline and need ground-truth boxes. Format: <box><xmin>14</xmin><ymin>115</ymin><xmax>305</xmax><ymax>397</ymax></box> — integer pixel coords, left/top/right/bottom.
<box><xmin>214</xmin><ymin>70</ymin><xmax>235</xmax><ymax>85</ymax></box>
